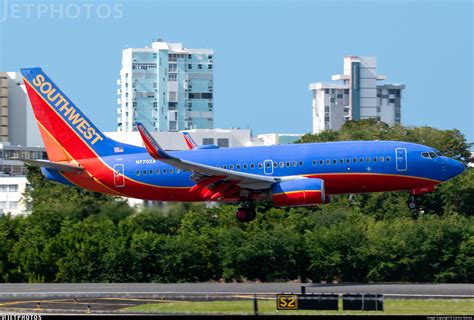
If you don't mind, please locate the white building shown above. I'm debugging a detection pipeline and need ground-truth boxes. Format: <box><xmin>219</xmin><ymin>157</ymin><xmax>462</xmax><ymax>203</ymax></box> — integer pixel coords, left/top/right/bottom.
<box><xmin>256</xmin><ymin>133</ymin><xmax>304</xmax><ymax>146</ymax></box>
<box><xmin>105</xmin><ymin>128</ymin><xmax>263</xmax><ymax>150</ymax></box>
<box><xmin>0</xmin><ymin>72</ymin><xmax>46</xmax><ymax>216</ymax></box>
<box><xmin>0</xmin><ymin>176</ymin><xmax>29</xmax><ymax>216</ymax></box>
<box><xmin>118</xmin><ymin>39</ymin><xmax>214</xmax><ymax>132</ymax></box>
<box><xmin>0</xmin><ymin>72</ymin><xmax>42</xmax><ymax>146</ymax></box>
<box><xmin>0</xmin><ymin>144</ymin><xmax>47</xmax><ymax>216</ymax></box>
<box><xmin>309</xmin><ymin>56</ymin><xmax>405</xmax><ymax>133</ymax></box>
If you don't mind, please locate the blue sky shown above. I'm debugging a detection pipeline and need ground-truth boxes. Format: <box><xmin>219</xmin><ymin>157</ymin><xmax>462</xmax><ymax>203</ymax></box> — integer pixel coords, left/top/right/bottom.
<box><xmin>0</xmin><ymin>0</ymin><xmax>472</xmax><ymax>141</ymax></box>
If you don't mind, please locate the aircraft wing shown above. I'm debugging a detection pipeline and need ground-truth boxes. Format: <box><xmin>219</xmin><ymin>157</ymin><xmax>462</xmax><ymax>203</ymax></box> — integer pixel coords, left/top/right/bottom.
<box><xmin>17</xmin><ymin>158</ymin><xmax>84</xmax><ymax>172</ymax></box>
<box><xmin>136</xmin><ymin>122</ymin><xmax>280</xmax><ymax>189</ymax></box>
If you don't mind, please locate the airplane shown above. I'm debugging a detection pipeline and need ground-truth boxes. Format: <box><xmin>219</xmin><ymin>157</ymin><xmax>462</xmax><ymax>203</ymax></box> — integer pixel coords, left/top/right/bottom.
<box><xmin>182</xmin><ymin>131</ymin><xmax>219</xmax><ymax>150</ymax></box>
<box><xmin>19</xmin><ymin>67</ymin><xmax>465</xmax><ymax>222</ymax></box>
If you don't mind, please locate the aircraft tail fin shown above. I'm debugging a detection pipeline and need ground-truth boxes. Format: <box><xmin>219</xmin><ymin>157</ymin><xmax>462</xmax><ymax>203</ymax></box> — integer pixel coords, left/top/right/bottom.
<box><xmin>21</xmin><ymin>68</ymin><xmax>136</xmax><ymax>162</ymax></box>
<box><xmin>183</xmin><ymin>132</ymin><xmax>198</xmax><ymax>150</ymax></box>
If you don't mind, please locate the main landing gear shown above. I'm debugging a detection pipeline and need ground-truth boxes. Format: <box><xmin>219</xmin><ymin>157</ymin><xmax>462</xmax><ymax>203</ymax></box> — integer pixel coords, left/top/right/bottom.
<box><xmin>407</xmin><ymin>195</ymin><xmax>417</xmax><ymax>209</ymax></box>
<box><xmin>235</xmin><ymin>205</ymin><xmax>257</xmax><ymax>223</ymax></box>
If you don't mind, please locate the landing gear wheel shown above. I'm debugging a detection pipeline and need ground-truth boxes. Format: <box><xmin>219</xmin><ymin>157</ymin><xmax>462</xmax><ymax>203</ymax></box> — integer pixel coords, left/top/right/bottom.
<box><xmin>235</xmin><ymin>207</ymin><xmax>257</xmax><ymax>222</ymax></box>
<box><xmin>407</xmin><ymin>201</ymin><xmax>417</xmax><ymax>209</ymax></box>
<box><xmin>236</xmin><ymin>209</ymin><xmax>248</xmax><ymax>222</ymax></box>
<box><xmin>407</xmin><ymin>195</ymin><xmax>417</xmax><ymax>209</ymax></box>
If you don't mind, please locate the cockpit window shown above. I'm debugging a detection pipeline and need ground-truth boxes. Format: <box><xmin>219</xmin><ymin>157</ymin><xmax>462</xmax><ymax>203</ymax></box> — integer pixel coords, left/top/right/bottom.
<box><xmin>422</xmin><ymin>151</ymin><xmax>442</xmax><ymax>159</ymax></box>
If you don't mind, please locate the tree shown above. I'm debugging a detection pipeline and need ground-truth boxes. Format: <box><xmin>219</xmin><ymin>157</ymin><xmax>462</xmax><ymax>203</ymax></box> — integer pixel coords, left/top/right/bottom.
<box><xmin>297</xmin><ymin>119</ymin><xmax>472</xmax><ymax>164</ymax></box>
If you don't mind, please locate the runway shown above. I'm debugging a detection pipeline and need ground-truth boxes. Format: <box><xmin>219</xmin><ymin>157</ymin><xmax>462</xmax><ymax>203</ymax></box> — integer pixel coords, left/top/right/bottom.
<box><xmin>0</xmin><ymin>283</ymin><xmax>472</xmax><ymax>315</ymax></box>
<box><xmin>1</xmin><ymin>283</ymin><xmax>473</xmax><ymax>300</ymax></box>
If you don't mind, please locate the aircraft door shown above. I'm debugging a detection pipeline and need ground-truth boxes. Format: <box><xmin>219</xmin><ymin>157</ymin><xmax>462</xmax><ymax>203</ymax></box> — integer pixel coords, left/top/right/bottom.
<box><xmin>263</xmin><ymin>159</ymin><xmax>274</xmax><ymax>175</ymax></box>
<box><xmin>113</xmin><ymin>163</ymin><xmax>125</xmax><ymax>187</ymax></box>
<box><xmin>395</xmin><ymin>148</ymin><xmax>407</xmax><ymax>171</ymax></box>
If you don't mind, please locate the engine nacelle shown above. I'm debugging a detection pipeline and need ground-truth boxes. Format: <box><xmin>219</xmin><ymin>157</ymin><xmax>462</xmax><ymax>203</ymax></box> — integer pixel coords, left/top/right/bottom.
<box><xmin>271</xmin><ymin>178</ymin><xmax>327</xmax><ymax>207</ymax></box>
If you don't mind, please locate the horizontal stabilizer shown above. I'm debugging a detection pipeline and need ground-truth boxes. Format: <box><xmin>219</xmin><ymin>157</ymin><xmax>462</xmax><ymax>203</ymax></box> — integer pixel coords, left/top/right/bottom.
<box><xmin>17</xmin><ymin>158</ymin><xmax>84</xmax><ymax>172</ymax></box>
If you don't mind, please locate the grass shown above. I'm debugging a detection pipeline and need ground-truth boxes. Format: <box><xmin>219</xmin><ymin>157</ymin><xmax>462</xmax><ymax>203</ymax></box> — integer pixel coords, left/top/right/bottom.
<box><xmin>122</xmin><ymin>298</ymin><xmax>474</xmax><ymax>315</ymax></box>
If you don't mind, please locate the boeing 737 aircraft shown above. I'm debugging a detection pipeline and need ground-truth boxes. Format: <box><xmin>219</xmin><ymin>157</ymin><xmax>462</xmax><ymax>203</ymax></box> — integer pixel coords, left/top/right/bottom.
<box><xmin>20</xmin><ymin>68</ymin><xmax>464</xmax><ymax>222</ymax></box>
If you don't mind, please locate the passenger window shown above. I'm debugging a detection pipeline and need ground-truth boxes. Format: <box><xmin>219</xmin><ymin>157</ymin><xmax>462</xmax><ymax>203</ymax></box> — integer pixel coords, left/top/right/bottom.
<box><xmin>373</xmin><ymin>157</ymin><xmax>378</xmax><ymax>162</ymax></box>
<box><xmin>273</xmin><ymin>162</ymin><xmax>277</xmax><ymax>168</ymax></box>
<box><xmin>299</xmin><ymin>161</ymin><xmax>303</xmax><ymax>166</ymax></box>
<box><xmin>223</xmin><ymin>165</ymin><xmax>227</xmax><ymax>169</ymax></box>
<box><xmin>280</xmin><ymin>161</ymin><xmax>284</xmax><ymax>168</ymax></box>
<box><xmin>236</xmin><ymin>164</ymin><xmax>241</xmax><ymax>170</ymax></box>
<box><xmin>366</xmin><ymin>157</ymin><xmax>371</xmax><ymax>163</ymax></box>
<box><xmin>258</xmin><ymin>163</ymin><xmax>263</xmax><ymax>169</ymax></box>
<box><xmin>136</xmin><ymin>170</ymin><xmax>140</xmax><ymax>176</ymax></box>
<box><xmin>379</xmin><ymin>156</ymin><xmax>384</xmax><ymax>162</ymax></box>
<box><xmin>250</xmin><ymin>163</ymin><xmax>255</xmax><ymax>169</ymax></box>
<box><xmin>353</xmin><ymin>158</ymin><xmax>357</xmax><ymax>163</ymax></box>
<box><xmin>177</xmin><ymin>169</ymin><xmax>181</xmax><ymax>173</ymax></box>
<box><xmin>359</xmin><ymin>158</ymin><xmax>364</xmax><ymax>163</ymax></box>
<box><xmin>163</xmin><ymin>169</ymin><xmax>167</xmax><ymax>174</ymax></box>
<box><xmin>169</xmin><ymin>168</ymin><xmax>174</xmax><ymax>174</ymax></box>
<box><xmin>339</xmin><ymin>159</ymin><xmax>344</xmax><ymax>164</ymax></box>
<box><xmin>326</xmin><ymin>160</ymin><xmax>330</xmax><ymax>165</ymax></box>
<box><xmin>286</xmin><ymin>161</ymin><xmax>291</xmax><ymax>167</ymax></box>
<box><xmin>332</xmin><ymin>159</ymin><xmax>337</xmax><ymax>165</ymax></box>
<box><xmin>319</xmin><ymin>160</ymin><xmax>324</xmax><ymax>165</ymax></box>
<box><xmin>312</xmin><ymin>160</ymin><xmax>316</xmax><ymax>166</ymax></box>
<box><xmin>386</xmin><ymin>156</ymin><xmax>391</xmax><ymax>162</ymax></box>
<box><xmin>243</xmin><ymin>164</ymin><xmax>248</xmax><ymax>170</ymax></box>
<box><xmin>229</xmin><ymin>165</ymin><xmax>234</xmax><ymax>170</ymax></box>
<box><xmin>149</xmin><ymin>169</ymin><xmax>153</xmax><ymax>175</ymax></box>
<box><xmin>346</xmin><ymin>158</ymin><xmax>350</xmax><ymax>164</ymax></box>
<box><xmin>156</xmin><ymin>169</ymin><xmax>160</xmax><ymax>175</ymax></box>
<box><xmin>143</xmin><ymin>170</ymin><xmax>147</xmax><ymax>175</ymax></box>
<box><xmin>292</xmin><ymin>161</ymin><xmax>297</xmax><ymax>167</ymax></box>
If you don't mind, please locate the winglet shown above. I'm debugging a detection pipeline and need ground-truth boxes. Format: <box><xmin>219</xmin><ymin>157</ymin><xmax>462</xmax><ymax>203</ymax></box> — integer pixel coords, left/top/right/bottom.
<box><xmin>136</xmin><ymin>122</ymin><xmax>172</xmax><ymax>160</ymax></box>
<box><xmin>183</xmin><ymin>132</ymin><xmax>198</xmax><ymax>150</ymax></box>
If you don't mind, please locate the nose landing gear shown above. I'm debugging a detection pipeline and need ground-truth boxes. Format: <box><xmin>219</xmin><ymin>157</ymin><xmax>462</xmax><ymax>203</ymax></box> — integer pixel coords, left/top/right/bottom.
<box><xmin>235</xmin><ymin>205</ymin><xmax>257</xmax><ymax>222</ymax></box>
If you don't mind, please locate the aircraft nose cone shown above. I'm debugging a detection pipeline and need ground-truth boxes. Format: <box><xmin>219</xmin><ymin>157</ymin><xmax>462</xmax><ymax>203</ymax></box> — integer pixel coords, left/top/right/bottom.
<box><xmin>446</xmin><ymin>158</ymin><xmax>465</xmax><ymax>179</ymax></box>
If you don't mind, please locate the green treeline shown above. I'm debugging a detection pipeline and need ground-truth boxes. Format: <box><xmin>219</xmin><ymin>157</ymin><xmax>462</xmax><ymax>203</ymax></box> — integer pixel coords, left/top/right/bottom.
<box><xmin>0</xmin><ymin>120</ymin><xmax>472</xmax><ymax>283</ymax></box>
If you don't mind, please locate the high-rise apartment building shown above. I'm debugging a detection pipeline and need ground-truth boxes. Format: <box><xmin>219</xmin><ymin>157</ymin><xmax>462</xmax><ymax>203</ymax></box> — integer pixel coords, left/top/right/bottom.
<box><xmin>0</xmin><ymin>72</ymin><xmax>46</xmax><ymax>216</ymax></box>
<box><xmin>0</xmin><ymin>72</ymin><xmax>42</xmax><ymax>146</ymax></box>
<box><xmin>0</xmin><ymin>74</ymin><xmax>8</xmax><ymax>142</ymax></box>
<box><xmin>309</xmin><ymin>56</ymin><xmax>405</xmax><ymax>133</ymax></box>
<box><xmin>118</xmin><ymin>40</ymin><xmax>214</xmax><ymax>132</ymax></box>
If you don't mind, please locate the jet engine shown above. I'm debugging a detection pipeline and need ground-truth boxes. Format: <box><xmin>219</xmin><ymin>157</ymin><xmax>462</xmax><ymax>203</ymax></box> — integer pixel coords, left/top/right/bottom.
<box><xmin>271</xmin><ymin>178</ymin><xmax>328</xmax><ymax>207</ymax></box>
